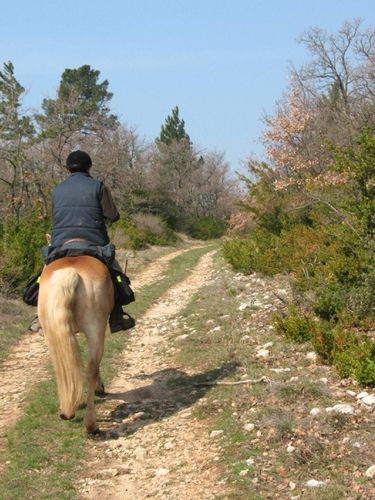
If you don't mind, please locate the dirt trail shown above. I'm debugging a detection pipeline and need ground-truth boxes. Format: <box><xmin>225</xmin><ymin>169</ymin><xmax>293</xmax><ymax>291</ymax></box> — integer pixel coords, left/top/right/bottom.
<box><xmin>127</xmin><ymin>247</ymin><xmax>200</xmax><ymax>290</ymax></box>
<box><xmin>0</xmin><ymin>246</ymin><xmax>191</xmax><ymax>442</ymax></box>
<box><xmin>78</xmin><ymin>250</ymin><xmax>230</xmax><ymax>500</ymax></box>
<box><xmin>0</xmin><ymin>334</ymin><xmax>49</xmax><ymax>436</ymax></box>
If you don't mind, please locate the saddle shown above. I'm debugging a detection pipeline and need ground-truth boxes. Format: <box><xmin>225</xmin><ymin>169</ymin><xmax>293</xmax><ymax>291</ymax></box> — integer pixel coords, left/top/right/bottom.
<box><xmin>42</xmin><ymin>239</ymin><xmax>115</xmax><ymax>266</ymax></box>
<box><xmin>23</xmin><ymin>240</ymin><xmax>135</xmax><ymax>308</ymax></box>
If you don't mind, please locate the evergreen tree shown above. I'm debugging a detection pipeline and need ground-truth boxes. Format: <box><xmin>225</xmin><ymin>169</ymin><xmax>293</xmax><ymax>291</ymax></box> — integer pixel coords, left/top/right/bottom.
<box><xmin>157</xmin><ymin>106</ymin><xmax>190</xmax><ymax>145</ymax></box>
<box><xmin>0</xmin><ymin>61</ymin><xmax>35</xmax><ymax>221</ymax></box>
<box><xmin>0</xmin><ymin>61</ymin><xmax>34</xmax><ymax>141</ymax></box>
<box><xmin>57</xmin><ymin>65</ymin><xmax>114</xmax><ymax>118</ymax></box>
<box><xmin>37</xmin><ymin>64</ymin><xmax>117</xmax><ymax>139</ymax></box>
<box><xmin>151</xmin><ymin>106</ymin><xmax>201</xmax><ymax>227</ymax></box>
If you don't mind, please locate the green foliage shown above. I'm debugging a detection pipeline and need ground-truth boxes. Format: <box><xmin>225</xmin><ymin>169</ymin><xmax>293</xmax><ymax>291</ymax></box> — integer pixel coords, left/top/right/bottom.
<box><xmin>331</xmin><ymin>129</ymin><xmax>375</xmax><ymax>235</ymax></box>
<box><xmin>157</xmin><ymin>105</ymin><xmax>191</xmax><ymax>145</ymax></box>
<box><xmin>185</xmin><ymin>216</ymin><xmax>226</xmax><ymax>240</ymax></box>
<box><xmin>346</xmin><ymin>264</ymin><xmax>375</xmax><ymax>320</ymax></box>
<box><xmin>58</xmin><ymin>65</ymin><xmax>113</xmax><ymax>116</ymax></box>
<box><xmin>111</xmin><ymin>217</ymin><xmax>148</xmax><ymax>250</ymax></box>
<box><xmin>38</xmin><ymin>64</ymin><xmax>117</xmax><ymax>138</ymax></box>
<box><xmin>222</xmin><ymin>229</ymin><xmax>280</xmax><ymax>275</ymax></box>
<box><xmin>132</xmin><ymin>213</ymin><xmax>177</xmax><ymax>245</ymax></box>
<box><xmin>313</xmin><ymin>282</ymin><xmax>346</xmax><ymax>321</ymax></box>
<box><xmin>222</xmin><ymin>225</ymin><xmax>325</xmax><ymax>276</ymax></box>
<box><xmin>311</xmin><ymin>322</ymin><xmax>337</xmax><ymax>363</ymax></box>
<box><xmin>334</xmin><ymin>339</ymin><xmax>375</xmax><ymax>385</ymax></box>
<box><xmin>353</xmin><ymin>358</ymin><xmax>375</xmax><ymax>385</ymax></box>
<box><xmin>0</xmin><ymin>213</ymin><xmax>49</xmax><ymax>292</ymax></box>
<box><xmin>223</xmin><ymin>128</ymin><xmax>375</xmax><ymax>384</ymax></box>
<box><xmin>238</xmin><ymin>162</ymin><xmax>288</xmax><ymax>235</ymax></box>
<box><xmin>111</xmin><ymin>213</ymin><xmax>177</xmax><ymax>250</ymax></box>
<box><xmin>274</xmin><ymin>304</ymin><xmax>375</xmax><ymax>384</ymax></box>
<box><xmin>0</xmin><ymin>61</ymin><xmax>34</xmax><ymax>140</ymax></box>
<box><xmin>222</xmin><ymin>237</ymin><xmax>256</xmax><ymax>274</ymax></box>
<box><xmin>273</xmin><ymin>305</ymin><xmax>314</xmax><ymax>343</ymax></box>
<box><xmin>261</xmin><ymin>224</ymin><xmax>323</xmax><ymax>275</ymax></box>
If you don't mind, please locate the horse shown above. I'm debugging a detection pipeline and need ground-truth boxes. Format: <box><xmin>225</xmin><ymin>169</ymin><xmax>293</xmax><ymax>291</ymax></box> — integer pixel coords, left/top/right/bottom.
<box><xmin>37</xmin><ymin>255</ymin><xmax>114</xmax><ymax>433</ymax></box>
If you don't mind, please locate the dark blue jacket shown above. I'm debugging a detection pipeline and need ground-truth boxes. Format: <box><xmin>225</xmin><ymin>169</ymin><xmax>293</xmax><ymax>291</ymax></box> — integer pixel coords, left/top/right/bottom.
<box><xmin>51</xmin><ymin>172</ymin><xmax>110</xmax><ymax>248</ymax></box>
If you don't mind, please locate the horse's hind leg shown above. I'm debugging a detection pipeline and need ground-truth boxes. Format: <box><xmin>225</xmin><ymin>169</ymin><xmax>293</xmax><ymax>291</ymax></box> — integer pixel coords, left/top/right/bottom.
<box><xmin>84</xmin><ymin>332</ymin><xmax>105</xmax><ymax>434</ymax></box>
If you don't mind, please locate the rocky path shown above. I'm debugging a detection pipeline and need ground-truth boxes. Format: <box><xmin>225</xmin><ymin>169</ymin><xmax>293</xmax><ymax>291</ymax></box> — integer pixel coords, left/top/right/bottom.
<box><xmin>0</xmin><ymin>334</ymin><xmax>49</xmax><ymax>438</ymax></box>
<box><xmin>0</xmin><ymin>246</ymin><xmax>191</xmax><ymax>445</ymax></box>
<box><xmin>78</xmin><ymin>250</ymin><xmax>230</xmax><ymax>500</ymax></box>
<box><xmin>3</xmin><ymin>246</ymin><xmax>375</xmax><ymax>497</ymax></box>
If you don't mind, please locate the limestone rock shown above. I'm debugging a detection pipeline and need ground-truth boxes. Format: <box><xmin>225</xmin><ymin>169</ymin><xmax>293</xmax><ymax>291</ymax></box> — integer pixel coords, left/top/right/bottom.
<box><xmin>210</xmin><ymin>430</ymin><xmax>224</xmax><ymax>439</ymax></box>
<box><xmin>306</xmin><ymin>479</ymin><xmax>328</xmax><ymax>488</ymax></box>
<box><xmin>243</xmin><ymin>423</ymin><xmax>255</xmax><ymax>432</ymax></box>
<box><xmin>365</xmin><ymin>465</ymin><xmax>375</xmax><ymax>478</ymax></box>
<box><xmin>326</xmin><ymin>404</ymin><xmax>355</xmax><ymax>415</ymax></box>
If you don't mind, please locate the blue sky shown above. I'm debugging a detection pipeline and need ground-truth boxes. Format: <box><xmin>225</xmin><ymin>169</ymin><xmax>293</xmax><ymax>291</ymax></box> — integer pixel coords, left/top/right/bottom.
<box><xmin>1</xmin><ymin>0</ymin><xmax>374</xmax><ymax>173</ymax></box>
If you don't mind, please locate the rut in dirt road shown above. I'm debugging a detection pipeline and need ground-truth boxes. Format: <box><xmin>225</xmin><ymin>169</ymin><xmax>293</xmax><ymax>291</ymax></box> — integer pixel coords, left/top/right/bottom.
<box><xmin>79</xmin><ymin>250</ymin><xmax>231</xmax><ymax>500</ymax></box>
<box><xmin>0</xmin><ymin>246</ymin><xmax>192</xmax><ymax>442</ymax></box>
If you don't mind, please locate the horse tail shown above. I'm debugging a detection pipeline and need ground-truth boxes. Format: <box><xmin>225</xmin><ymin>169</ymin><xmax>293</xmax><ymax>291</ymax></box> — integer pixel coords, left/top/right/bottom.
<box><xmin>44</xmin><ymin>268</ymin><xmax>83</xmax><ymax>419</ymax></box>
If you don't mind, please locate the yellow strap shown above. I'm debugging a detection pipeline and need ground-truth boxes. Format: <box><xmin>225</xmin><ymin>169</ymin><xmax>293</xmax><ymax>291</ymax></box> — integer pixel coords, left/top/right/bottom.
<box><xmin>116</xmin><ymin>275</ymin><xmax>122</xmax><ymax>283</ymax></box>
<box><xmin>37</xmin><ymin>276</ymin><xmax>41</xmax><ymax>284</ymax></box>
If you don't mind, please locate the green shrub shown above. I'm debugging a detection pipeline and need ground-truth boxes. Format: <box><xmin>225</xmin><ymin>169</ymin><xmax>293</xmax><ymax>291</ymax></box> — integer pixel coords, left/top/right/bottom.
<box><xmin>222</xmin><ymin>229</ymin><xmax>279</xmax><ymax>275</ymax></box>
<box><xmin>313</xmin><ymin>282</ymin><xmax>346</xmax><ymax>321</ymax></box>
<box><xmin>111</xmin><ymin>218</ymin><xmax>148</xmax><ymax>250</ymax></box>
<box><xmin>132</xmin><ymin>213</ymin><xmax>177</xmax><ymax>246</ymax></box>
<box><xmin>333</xmin><ymin>339</ymin><xmax>375</xmax><ymax>384</ymax></box>
<box><xmin>273</xmin><ymin>305</ymin><xmax>314</xmax><ymax>343</ymax></box>
<box><xmin>222</xmin><ymin>224</ymin><xmax>333</xmax><ymax>277</ymax></box>
<box><xmin>346</xmin><ymin>264</ymin><xmax>375</xmax><ymax>321</ymax></box>
<box><xmin>186</xmin><ymin>216</ymin><xmax>226</xmax><ymax>240</ymax></box>
<box><xmin>354</xmin><ymin>358</ymin><xmax>375</xmax><ymax>385</ymax></box>
<box><xmin>0</xmin><ymin>213</ymin><xmax>50</xmax><ymax>293</ymax></box>
<box><xmin>222</xmin><ymin>238</ymin><xmax>257</xmax><ymax>274</ymax></box>
<box><xmin>310</xmin><ymin>321</ymin><xmax>336</xmax><ymax>363</ymax></box>
<box><xmin>110</xmin><ymin>212</ymin><xmax>178</xmax><ymax>250</ymax></box>
<box><xmin>333</xmin><ymin>350</ymin><xmax>355</xmax><ymax>378</ymax></box>
<box><xmin>123</xmin><ymin>224</ymin><xmax>148</xmax><ymax>249</ymax></box>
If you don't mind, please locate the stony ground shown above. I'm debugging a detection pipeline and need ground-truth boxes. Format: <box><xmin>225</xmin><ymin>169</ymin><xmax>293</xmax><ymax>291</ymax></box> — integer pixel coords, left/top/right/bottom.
<box><xmin>167</xmin><ymin>265</ymin><xmax>375</xmax><ymax>499</ymax></box>
<box><xmin>1</xmin><ymin>244</ymin><xmax>375</xmax><ymax>499</ymax></box>
<box><xmin>78</xmin><ymin>250</ymin><xmax>231</xmax><ymax>499</ymax></box>
<box><xmin>0</xmin><ymin>246</ymin><xmax>192</xmax><ymax>462</ymax></box>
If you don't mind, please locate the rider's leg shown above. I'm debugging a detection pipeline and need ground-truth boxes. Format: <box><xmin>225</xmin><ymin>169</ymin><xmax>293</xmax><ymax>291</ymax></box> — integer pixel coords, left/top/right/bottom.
<box><xmin>109</xmin><ymin>304</ymin><xmax>135</xmax><ymax>333</ymax></box>
<box><xmin>109</xmin><ymin>258</ymin><xmax>135</xmax><ymax>333</ymax></box>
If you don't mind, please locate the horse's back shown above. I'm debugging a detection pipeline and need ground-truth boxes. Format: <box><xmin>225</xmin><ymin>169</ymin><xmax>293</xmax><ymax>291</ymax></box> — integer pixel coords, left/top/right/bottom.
<box><xmin>41</xmin><ymin>255</ymin><xmax>110</xmax><ymax>282</ymax></box>
<box><xmin>38</xmin><ymin>256</ymin><xmax>114</xmax><ymax>331</ymax></box>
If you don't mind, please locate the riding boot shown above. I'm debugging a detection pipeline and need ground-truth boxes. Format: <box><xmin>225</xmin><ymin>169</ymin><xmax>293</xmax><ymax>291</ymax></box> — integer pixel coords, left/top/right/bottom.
<box><xmin>109</xmin><ymin>304</ymin><xmax>136</xmax><ymax>333</ymax></box>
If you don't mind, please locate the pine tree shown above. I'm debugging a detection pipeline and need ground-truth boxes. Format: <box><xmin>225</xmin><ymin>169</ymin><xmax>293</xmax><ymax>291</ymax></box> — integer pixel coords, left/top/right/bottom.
<box><xmin>157</xmin><ymin>106</ymin><xmax>190</xmax><ymax>145</ymax></box>
<box><xmin>37</xmin><ymin>64</ymin><xmax>117</xmax><ymax>139</ymax></box>
<box><xmin>0</xmin><ymin>61</ymin><xmax>34</xmax><ymax>141</ymax></box>
<box><xmin>0</xmin><ymin>61</ymin><xmax>35</xmax><ymax>221</ymax></box>
<box><xmin>57</xmin><ymin>65</ymin><xmax>114</xmax><ymax>118</ymax></box>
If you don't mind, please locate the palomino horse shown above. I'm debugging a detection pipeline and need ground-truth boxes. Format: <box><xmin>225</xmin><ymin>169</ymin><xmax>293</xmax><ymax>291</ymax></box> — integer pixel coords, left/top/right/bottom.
<box><xmin>38</xmin><ymin>255</ymin><xmax>114</xmax><ymax>433</ymax></box>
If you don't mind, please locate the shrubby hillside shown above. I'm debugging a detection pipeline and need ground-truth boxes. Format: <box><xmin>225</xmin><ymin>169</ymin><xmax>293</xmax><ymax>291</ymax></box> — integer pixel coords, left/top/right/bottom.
<box><xmin>223</xmin><ymin>19</ymin><xmax>375</xmax><ymax>384</ymax></box>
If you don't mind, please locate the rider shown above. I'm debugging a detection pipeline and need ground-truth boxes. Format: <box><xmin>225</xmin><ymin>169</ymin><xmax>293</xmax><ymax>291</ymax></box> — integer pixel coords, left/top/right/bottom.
<box><xmin>50</xmin><ymin>149</ymin><xmax>135</xmax><ymax>333</ymax></box>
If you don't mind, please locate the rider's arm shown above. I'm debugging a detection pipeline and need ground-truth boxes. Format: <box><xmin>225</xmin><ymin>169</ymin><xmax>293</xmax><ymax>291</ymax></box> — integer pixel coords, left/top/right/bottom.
<box><xmin>99</xmin><ymin>184</ymin><xmax>120</xmax><ymax>223</ymax></box>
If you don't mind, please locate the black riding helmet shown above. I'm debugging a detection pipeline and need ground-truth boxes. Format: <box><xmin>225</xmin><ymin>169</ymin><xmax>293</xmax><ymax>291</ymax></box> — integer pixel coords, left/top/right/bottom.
<box><xmin>66</xmin><ymin>150</ymin><xmax>92</xmax><ymax>171</ymax></box>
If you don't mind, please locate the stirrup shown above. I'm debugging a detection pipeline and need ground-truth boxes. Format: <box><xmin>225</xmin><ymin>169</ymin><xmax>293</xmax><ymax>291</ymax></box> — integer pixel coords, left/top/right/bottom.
<box><xmin>109</xmin><ymin>312</ymin><xmax>136</xmax><ymax>334</ymax></box>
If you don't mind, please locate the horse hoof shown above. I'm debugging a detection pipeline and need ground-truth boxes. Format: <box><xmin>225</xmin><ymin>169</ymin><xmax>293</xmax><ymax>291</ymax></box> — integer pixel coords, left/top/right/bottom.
<box><xmin>95</xmin><ymin>385</ymin><xmax>106</xmax><ymax>397</ymax></box>
<box><xmin>60</xmin><ymin>412</ymin><xmax>75</xmax><ymax>420</ymax></box>
<box><xmin>86</xmin><ymin>426</ymin><xmax>101</xmax><ymax>435</ymax></box>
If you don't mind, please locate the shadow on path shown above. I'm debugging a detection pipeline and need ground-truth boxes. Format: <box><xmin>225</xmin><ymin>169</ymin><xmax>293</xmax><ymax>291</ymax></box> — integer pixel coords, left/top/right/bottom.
<box><xmin>92</xmin><ymin>361</ymin><xmax>238</xmax><ymax>440</ymax></box>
